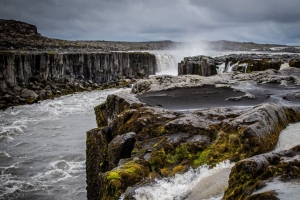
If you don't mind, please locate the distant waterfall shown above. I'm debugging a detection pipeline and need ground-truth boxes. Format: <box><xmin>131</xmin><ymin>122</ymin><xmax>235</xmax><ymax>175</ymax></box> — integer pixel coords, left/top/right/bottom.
<box><xmin>155</xmin><ymin>54</ymin><xmax>177</xmax><ymax>76</ymax></box>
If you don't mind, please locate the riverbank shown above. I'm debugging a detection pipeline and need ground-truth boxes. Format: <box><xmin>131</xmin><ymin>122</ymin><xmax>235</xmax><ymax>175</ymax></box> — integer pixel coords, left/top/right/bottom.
<box><xmin>0</xmin><ymin>51</ymin><xmax>157</xmax><ymax>109</ymax></box>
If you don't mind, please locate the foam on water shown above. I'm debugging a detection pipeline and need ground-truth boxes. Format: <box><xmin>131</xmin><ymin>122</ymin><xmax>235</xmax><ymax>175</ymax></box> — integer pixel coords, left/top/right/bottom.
<box><xmin>132</xmin><ymin>160</ymin><xmax>234</xmax><ymax>200</ymax></box>
<box><xmin>274</xmin><ymin>122</ymin><xmax>300</xmax><ymax>151</ymax></box>
<box><xmin>0</xmin><ymin>88</ymin><xmax>125</xmax><ymax>199</ymax></box>
<box><xmin>0</xmin><ymin>151</ymin><xmax>11</xmax><ymax>158</ymax></box>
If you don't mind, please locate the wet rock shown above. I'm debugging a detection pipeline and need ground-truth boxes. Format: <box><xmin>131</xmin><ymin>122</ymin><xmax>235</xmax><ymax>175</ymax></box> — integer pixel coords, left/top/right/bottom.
<box><xmin>98</xmin><ymin>158</ymin><xmax>150</xmax><ymax>200</ymax></box>
<box><xmin>178</xmin><ymin>54</ymin><xmax>300</xmax><ymax>76</ymax></box>
<box><xmin>2</xmin><ymin>94</ymin><xmax>13</xmax><ymax>103</ymax></box>
<box><xmin>178</xmin><ymin>56</ymin><xmax>217</xmax><ymax>76</ymax></box>
<box><xmin>87</xmin><ymin>86</ymin><xmax>300</xmax><ymax>199</ymax></box>
<box><xmin>108</xmin><ymin>132</ymin><xmax>136</xmax><ymax>169</ymax></box>
<box><xmin>13</xmin><ymin>86</ymin><xmax>22</xmax><ymax>92</ymax></box>
<box><xmin>86</xmin><ymin>126</ymin><xmax>113</xmax><ymax>200</ymax></box>
<box><xmin>223</xmin><ymin>145</ymin><xmax>300</xmax><ymax>200</ymax></box>
<box><xmin>132</xmin><ymin>74</ymin><xmax>229</xmax><ymax>94</ymax></box>
<box><xmin>20</xmin><ymin>88</ymin><xmax>38</xmax><ymax>103</ymax></box>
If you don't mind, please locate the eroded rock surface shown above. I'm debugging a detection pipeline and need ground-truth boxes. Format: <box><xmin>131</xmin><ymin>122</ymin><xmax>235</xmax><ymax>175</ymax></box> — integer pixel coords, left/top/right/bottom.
<box><xmin>223</xmin><ymin>145</ymin><xmax>300</xmax><ymax>200</ymax></box>
<box><xmin>87</xmin><ymin>71</ymin><xmax>300</xmax><ymax>199</ymax></box>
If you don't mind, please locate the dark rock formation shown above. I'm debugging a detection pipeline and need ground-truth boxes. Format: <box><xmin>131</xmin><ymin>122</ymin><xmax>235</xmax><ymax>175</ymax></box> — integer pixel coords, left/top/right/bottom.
<box><xmin>223</xmin><ymin>145</ymin><xmax>300</xmax><ymax>200</ymax></box>
<box><xmin>0</xmin><ymin>51</ymin><xmax>156</xmax><ymax>109</ymax></box>
<box><xmin>86</xmin><ymin>70</ymin><xmax>300</xmax><ymax>199</ymax></box>
<box><xmin>178</xmin><ymin>56</ymin><xmax>217</xmax><ymax>76</ymax></box>
<box><xmin>179</xmin><ymin>54</ymin><xmax>300</xmax><ymax>76</ymax></box>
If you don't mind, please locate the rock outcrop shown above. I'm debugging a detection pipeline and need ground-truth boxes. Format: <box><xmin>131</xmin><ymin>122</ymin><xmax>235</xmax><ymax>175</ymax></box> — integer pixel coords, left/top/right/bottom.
<box><xmin>0</xmin><ymin>52</ymin><xmax>156</xmax><ymax>109</ymax></box>
<box><xmin>87</xmin><ymin>70</ymin><xmax>300</xmax><ymax>199</ymax></box>
<box><xmin>178</xmin><ymin>56</ymin><xmax>217</xmax><ymax>76</ymax></box>
<box><xmin>178</xmin><ymin>54</ymin><xmax>300</xmax><ymax>76</ymax></box>
<box><xmin>223</xmin><ymin>145</ymin><xmax>300</xmax><ymax>200</ymax></box>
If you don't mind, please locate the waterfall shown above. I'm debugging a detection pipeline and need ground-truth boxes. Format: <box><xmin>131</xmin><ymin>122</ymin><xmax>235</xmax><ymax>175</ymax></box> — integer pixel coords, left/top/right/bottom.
<box><xmin>155</xmin><ymin>54</ymin><xmax>177</xmax><ymax>76</ymax></box>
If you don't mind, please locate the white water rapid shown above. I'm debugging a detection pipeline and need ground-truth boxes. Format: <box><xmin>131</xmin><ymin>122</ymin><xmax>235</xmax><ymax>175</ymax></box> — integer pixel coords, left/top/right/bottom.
<box><xmin>130</xmin><ymin>121</ymin><xmax>300</xmax><ymax>200</ymax></box>
<box><xmin>0</xmin><ymin>88</ymin><xmax>125</xmax><ymax>200</ymax></box>
<box><xmin>133</xmin><ymin>160</ymin><xmax>234</xmax><ymax>200</ymax></box>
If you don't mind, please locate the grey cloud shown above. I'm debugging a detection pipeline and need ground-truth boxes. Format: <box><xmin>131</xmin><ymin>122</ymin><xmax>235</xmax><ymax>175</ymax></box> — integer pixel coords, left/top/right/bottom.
<box><xmin>0</xmin><ymin>0</ymin><xmax>300</xmax><ymax>44</ymax></box>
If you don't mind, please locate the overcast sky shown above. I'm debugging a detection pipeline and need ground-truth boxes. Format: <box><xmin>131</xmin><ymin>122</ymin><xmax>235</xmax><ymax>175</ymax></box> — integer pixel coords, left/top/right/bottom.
<box><xmin>1</xmin><ymin>0</ymin><xmax>300</xmax><ymax>45</ymax></box>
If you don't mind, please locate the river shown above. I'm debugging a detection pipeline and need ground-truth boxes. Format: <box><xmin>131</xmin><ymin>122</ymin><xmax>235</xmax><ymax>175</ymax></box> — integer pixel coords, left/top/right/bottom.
<box><xmin>0</xmin><ymin>89</ymin><xmax>124</xmax><ymax>200</ymax></box>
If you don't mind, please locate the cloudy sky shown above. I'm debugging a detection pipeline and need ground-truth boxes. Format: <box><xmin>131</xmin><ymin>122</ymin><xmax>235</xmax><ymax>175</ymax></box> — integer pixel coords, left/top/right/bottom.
<box><xmin>1</xmin><ymin>0</ymin><xmax>300</xmax><ymax>45</ymax></box>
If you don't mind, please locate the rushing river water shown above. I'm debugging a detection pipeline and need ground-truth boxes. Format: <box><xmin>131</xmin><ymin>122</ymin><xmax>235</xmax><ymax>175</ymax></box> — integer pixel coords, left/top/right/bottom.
<box><xmin>0</xmin><ymin>88</ymin><xmax>124</xmax><ymax>200</ymax></box>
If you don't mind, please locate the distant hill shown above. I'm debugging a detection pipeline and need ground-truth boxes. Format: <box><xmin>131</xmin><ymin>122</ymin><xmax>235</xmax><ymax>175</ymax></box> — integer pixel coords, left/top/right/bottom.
<box><xmin>0</xmin><ymin>19</ymin><xmax>299</xmax><ymax>53</ymax></box>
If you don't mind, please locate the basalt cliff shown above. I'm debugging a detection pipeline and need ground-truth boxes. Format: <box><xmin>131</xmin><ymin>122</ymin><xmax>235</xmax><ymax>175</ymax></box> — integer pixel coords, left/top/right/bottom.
<box><xmin>0</xmin><ymin>52</ymin><xmax>156</xmax><ymax>109</ymax></box>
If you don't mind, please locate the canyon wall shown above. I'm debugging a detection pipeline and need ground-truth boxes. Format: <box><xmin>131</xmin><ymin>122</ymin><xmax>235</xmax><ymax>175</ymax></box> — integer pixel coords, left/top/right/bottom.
<box><xmin>0</xmin><ymin>52</ymin><xmax>156</xmax><ymax>87</ymax></box>
<box><xmin>0</xmin><ymin>52</ymin><xmax>156</xmax><ymax>109</ymax></box>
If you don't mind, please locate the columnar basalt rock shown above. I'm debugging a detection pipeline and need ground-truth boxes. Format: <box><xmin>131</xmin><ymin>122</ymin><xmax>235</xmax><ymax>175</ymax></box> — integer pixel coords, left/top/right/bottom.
<box><xmin>0</xmin><ymin>52</ymin><xmax>156</xmax><ymax>109</ymax></box>
<box><xmin>0</xmin><ymin>52</ymin><xmax>156</xmax><ymax>86</ymax></box>
<box><xmin>179</xmin><ymin>54</ymin><xmax>300</xmax><ymax>75</ymax></box>
<box><xmin>178</xmin><ymin>56</ymin><xmax>217</xmax><ymax>76</ymax></box>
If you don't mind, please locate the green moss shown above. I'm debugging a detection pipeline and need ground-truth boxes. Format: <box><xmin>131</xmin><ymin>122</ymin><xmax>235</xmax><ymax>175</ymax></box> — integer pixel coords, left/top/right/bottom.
<box><xmin>148</xmin><ymin>149</ymin><xmax>167</xmax><ymax>172</ymax></box>
<box><xmin>46</xmin><ymin>51</ymin><xmax>58</xmax><ymax>55</ymax></box>
<box><xmin>107</xmin><ymin>171</ymin><xmax>121</xmax><ymax>180</ymax></box>
<box><xmin>166</xmin><ymin>143</ymin><xmax>194</xmax><ymax>164</ymax></box>
<box><xmin>100</xmin><ymin>159</ymin><xmax>150</xmax><ymax>199</ymax></box>
<box><xmin>157</xmin><ymin>126</ymin><xmax>167</xmax><ymax>136</ymax></box>
<box><xmin>94</xmin><ymin>104</ymin><xmax>107</xmax><ymax>127</ymax></box>
<box><xmin>194</xmin><ymin>148</ymin><xmax>211</xmax><ymax>166</ymax></box>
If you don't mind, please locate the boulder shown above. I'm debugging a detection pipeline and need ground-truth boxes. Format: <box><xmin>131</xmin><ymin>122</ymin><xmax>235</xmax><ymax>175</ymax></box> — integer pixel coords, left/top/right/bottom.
<box><xmin>223</xmin><ymin>145</ymin><xmax>300</xmax><ymax>200</ymax></box>
<box><xmin>20</xmin><ymin>88</ymin><xmax>38</xmax><ymax>103</ymax></box>
<box><xmin>108</xmin><ymin>132</ymin><xmax>136</xmax><ymax>169</ymax></box>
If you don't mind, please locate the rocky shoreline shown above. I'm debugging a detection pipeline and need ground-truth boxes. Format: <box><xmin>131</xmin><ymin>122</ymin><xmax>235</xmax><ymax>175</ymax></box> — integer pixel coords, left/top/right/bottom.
<box><xmin>87</xmin><ymin>64</ymin><xmax>300</xmax><ymax>199</ymax></box>
<box><xmin>0</xmin><ymin>51</ymin><xmax>156</xmax><ymax>109</ymax></box>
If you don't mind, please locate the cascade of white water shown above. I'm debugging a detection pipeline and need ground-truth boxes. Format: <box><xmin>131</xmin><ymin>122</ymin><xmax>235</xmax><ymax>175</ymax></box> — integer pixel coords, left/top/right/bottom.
<box><xmin>124</xmin><ymin>121</ymin><xmax>300</xmax><ymax>200</ymax></box>
<box><xmin>155</xmin><ymin>54</ymin><xmax>177</xmax><ymax>76</ymax></box>
<box><xmin>226</xmin><ymin>61</ymin><xmax>239</xmax><ymax>72</ymax></box>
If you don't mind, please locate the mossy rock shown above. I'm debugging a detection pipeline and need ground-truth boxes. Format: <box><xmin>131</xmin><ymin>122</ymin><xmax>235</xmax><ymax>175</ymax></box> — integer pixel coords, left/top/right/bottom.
<box><xmin>223</xmin><ymin>145</ymin><xmax>300</xmax><ymax>200</ymax></box>
<box><xmin>245</xmin><ymin>59</ymin><xmax>282</xmax><ymax>73</ymax></box>
<box><xmin>86</xmin><ymin>127</ymin><xmax>112</xmax><ymax>200</ymax></box>
<box><xmin>194</xmin><ymin>104</ymin><xmax>300</xmax><ymax>167</ymax></box>
<box><xmin>99</xmin><ymin>158</ymin><xmax>150</xmax><ymax>200</ymax></box>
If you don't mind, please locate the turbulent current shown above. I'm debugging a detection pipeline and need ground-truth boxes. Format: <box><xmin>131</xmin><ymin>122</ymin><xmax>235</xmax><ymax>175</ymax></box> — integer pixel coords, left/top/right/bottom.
<box><xmin>0</xmin><ymin>88</ymin><xmax>124</xmax><ymax>200</ymax></box>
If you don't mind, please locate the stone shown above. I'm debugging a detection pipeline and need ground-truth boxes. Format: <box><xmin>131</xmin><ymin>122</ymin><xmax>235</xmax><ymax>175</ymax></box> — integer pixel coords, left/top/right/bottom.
<box><xmin>108</xmin><ymin>132</ymin><xmax>136</xmax><ymax>169</ymax></box>
<box><xmin>20</xmin><ymin>88</ymin><xmax>38</xmax><ymax>99</ymax></box>
<box><xmin>223</xmin><ymin>145</ymin><xmax>300</xmax><ymax>200</ymax></box>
